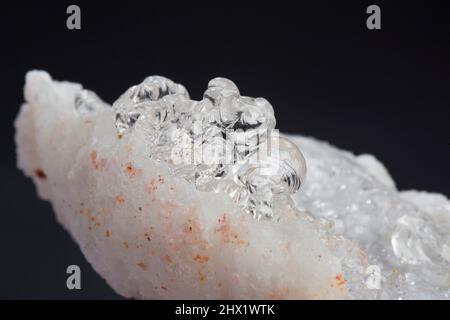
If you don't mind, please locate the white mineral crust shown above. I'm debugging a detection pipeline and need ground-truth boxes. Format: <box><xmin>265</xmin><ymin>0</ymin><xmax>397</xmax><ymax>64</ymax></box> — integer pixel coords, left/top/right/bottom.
<box><xmin>15</xmin><ymin>71</ymin><xmax>450</xmax><ymax>299</ymax></box>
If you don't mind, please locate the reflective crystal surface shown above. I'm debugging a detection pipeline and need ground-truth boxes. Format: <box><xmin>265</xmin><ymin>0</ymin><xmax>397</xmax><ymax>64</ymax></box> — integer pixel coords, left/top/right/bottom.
<box><xmin>113</xmin><ymin>76</ymin><xmax>305</xmax><ymax>219</ymax></box>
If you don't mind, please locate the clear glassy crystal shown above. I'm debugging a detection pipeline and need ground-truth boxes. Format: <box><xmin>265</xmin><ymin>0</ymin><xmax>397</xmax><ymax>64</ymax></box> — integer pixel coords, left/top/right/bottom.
<box><xmin>112</xmin><ymin>76</ymin><xmax>306</xmax><ymax>219</ymax></box>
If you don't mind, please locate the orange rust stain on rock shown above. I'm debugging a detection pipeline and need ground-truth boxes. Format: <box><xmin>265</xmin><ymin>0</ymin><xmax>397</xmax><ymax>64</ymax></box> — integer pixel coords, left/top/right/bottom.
<box><xmin>146</xmin><ymin>179</ymin><xmax>158</xmax><ymax>194</ymax></box>
<box><xmin>115</xmin><ymin>195</ymin><xmax>125</xmax><ymax>205</ymax></box>
<box><xmin>269</xmin><ymin>293</ymin><xmax>285</xmax><ymax>300</ymax></box>
<box><xmin>34</xmin><ymin>168</ymin><xmax>47</xmax><ymax>180</ymax></box>
<box><xmin>162</xmin><ymin>255</ymin><xmax>172</xmax><ymax>264</ymax></box>
<box><xmin>335</xmin><ymin>274</ymin><xmax>346</xmax><ymax>288</ymax></box>
<box><xmin>87</xmin><ymin>209</ymin><xmax>95</xmax><ymax>222</ymax></box>
<box><xmin>84</xmin><ymin>207</ymin><xmax>102</xmax><ymax>231</ymax></box>
<box><xmin>125</xmin><ymin>162</ymin><xmax>142</xmax><ymax>179</ymax></box>
<box><xmin>215</xmin><ymin>214</ymin><xmax>248</xmax><ymax>246</ymax></box>
<box><xmin>281</xmin><ymin>242</ymin><xmax>292</xmax><ymax>252</ymax></box>
<box><xmin>193</xmin><ymin>254</ymin><xmax>209</xmax><ymax>263</ymax></box>
<box><xmin>181</xmin><ymin>219</ymin><xmax>202</xmax><ymax>243</ymax></box>
<box><xmin>90</xmin><ymin>151</ymin><xmax>107</xmax><ymax>171</ymax></box>
<box><xmin>100</xmin><ymin>207</ymin><xmax>111</xmax><ymax>214</ymax></box>
<box><xmin>123</xmin><ymin>241</ymin><xmax>129</xmax><ymax>249</ymax></box>
<box><xmin>178</xmin><ymin>209</ymin><xmax>211</xmax><ymax>251</ymax></box>
<box><xmin>268</xmin><ymin>287</ymin><xmax>290</xmax><ymax>300</ymax></box>
<box><xmin>105</xmin><ymin>229</ymin><xmax>111</xmax><ymax>238</ymax></box>
<box><xmin>117</xmin><ymin>133</ymin><xmax>123</xmax><ymax>139</ymax></box>
<box><xmin>182</xmin><ymin>216</ymin><xmax>200</xmax><ymax>232</ymax></box>
<box><xmin>143</xmin><ymin>226</ymin><xmax>154</xmax><ymax>242</ymax></box>
<box><xmin>146</xmin><ymin>176</ymin><xmax>170</xmax><ymax>195</ymax></box>
<box><xmin>137</xmin><ymin>260</ymin><xmax>147</xmax><ymax>271</ymax></box>
<box><xmin>198</xmin><ymin>271</ymin><xmax>206</xmax><ymax>282</ymax></box>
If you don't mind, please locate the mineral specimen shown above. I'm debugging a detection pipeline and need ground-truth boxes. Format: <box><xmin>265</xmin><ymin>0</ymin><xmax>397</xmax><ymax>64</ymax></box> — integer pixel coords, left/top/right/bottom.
<box><xmin>15</xmin><ymin>71</ymin><xmax>450</xmax><ymax>299</ymax></box>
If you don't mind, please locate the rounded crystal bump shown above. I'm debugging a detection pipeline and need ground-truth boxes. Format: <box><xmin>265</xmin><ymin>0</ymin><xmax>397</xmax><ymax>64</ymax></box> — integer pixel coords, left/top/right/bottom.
<box><xmin>276</xmin><ymin>136</ymin><xmax>307</xmax><ymax>193</ymax></box>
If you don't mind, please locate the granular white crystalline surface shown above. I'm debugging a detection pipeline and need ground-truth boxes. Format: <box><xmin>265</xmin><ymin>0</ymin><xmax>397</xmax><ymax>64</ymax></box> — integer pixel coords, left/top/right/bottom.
<box><xmin>15</xmin><ymin>71</ymin><xmax>450</xmax><ymax>299</ymax></box>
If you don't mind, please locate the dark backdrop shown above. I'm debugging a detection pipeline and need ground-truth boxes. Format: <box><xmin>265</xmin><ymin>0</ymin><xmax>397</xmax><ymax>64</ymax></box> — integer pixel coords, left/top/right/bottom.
<box><xmin>0</xmin><ymin>1</ymin><xmax>449</xmax><ymax>299</ymax></box>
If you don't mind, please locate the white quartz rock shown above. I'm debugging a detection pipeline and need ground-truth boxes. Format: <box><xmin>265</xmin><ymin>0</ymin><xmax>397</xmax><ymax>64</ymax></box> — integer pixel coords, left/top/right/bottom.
<box><xmin>15</xmin><ymin>71</ymin><xmax>450</xmax><ymax>299</ymax></box>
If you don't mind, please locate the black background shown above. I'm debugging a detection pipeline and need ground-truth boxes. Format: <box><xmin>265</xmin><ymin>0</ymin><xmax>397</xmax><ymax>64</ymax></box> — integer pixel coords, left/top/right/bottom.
<box><xmin>0</xmin><ymin>1</ymin><xmax>449</xmax><ymax>299</ymax></box>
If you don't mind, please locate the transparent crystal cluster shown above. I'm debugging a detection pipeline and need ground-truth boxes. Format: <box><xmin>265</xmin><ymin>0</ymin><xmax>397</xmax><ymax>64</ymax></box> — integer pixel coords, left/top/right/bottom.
<box><xmin>110</xmin><ymin>76</ymin><xmax>306</xmax><ymax>219</ymax></box>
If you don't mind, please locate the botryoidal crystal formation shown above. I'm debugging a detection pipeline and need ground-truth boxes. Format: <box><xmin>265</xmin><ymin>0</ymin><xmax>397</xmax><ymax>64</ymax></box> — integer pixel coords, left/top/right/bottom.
<box><xmin>110</xmin><ymin>76</ymin><xmax>306</xmax><ymax>220</ymax></box>
<box><xmin>15</xmin><ymin>71</ymin><xmax>450</xmax><ymax>299</ymax></box>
